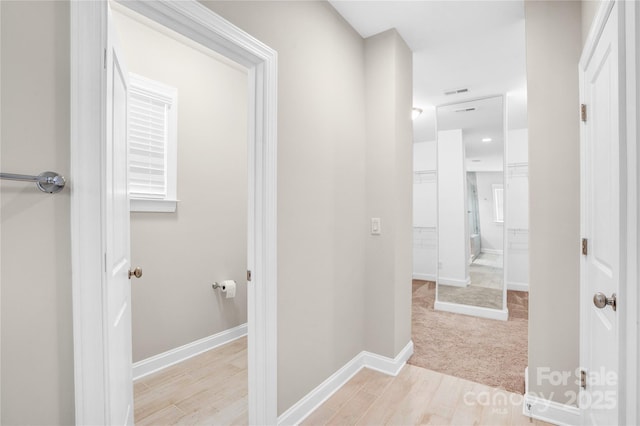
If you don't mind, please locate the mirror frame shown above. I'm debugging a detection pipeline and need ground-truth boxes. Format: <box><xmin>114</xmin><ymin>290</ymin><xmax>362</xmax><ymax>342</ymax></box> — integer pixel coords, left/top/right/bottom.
<box><xmin>433</xmin><ymin>94</ymin><xmax>509</xmax><ymax>321</ymax></box>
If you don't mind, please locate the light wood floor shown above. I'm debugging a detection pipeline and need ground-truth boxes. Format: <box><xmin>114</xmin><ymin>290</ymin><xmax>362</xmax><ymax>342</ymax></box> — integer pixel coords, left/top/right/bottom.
<box><xmin>302</xmin><ymin>364</ymin><xmax>551</xmax><ymax>426</ymax></box>
<box><xmin>135</xmin><ymin>337</ymin><xmax>551</xmax><ymax>425</ymax></box>
<box><xmin>134</xmin><ymin>337</ymin><xmax>248</xmax><ymax>425</ymax></box>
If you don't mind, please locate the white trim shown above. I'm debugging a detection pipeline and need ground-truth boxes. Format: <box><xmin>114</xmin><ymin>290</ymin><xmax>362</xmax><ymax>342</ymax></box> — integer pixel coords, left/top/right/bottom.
<box><xmin>480</xmin><ymin>248</ymin><xmax>504</xmax><ymax>255</ymax></box>
<box><xmin>70</xmin><ymin>1</ymin><xmax>278</xmax><ymax>424</ymax></box>
<box><xmin>434</xmin><ymin>300</ymin><xmax>508</xmax><ymax>321</ymax></box>
<box><xmin>361</xmin><ymin>341</ymin><xmax>414</xmax><ymax>377</ymax></box>
<box><xmin>624</xmin><ymin>2</ymin><xmax>639</xmax><ymax>425</ymax></box>
<box><xmin>522</xmin><ymin>394</ymin><xmax>581</xmax><ymax>426</ymax></box>
<box><xmin>132</xmin><ymin>323</ymin><xmax>247</xmax><ymax>380</ymax></box>
<box><xmin>70</xmin><ymin>3</ymin><xmax>109</xmax><ymax>423</ymax></box>
<box><xmin>130</xmin><ymin>198</ymin><xmax>178</xmax><ymax>213</ymax></box>
<box><xmin>502</xmin><ymin>94</ymin><xmax>509</xmax><ymax>316</ymax></box>
<box><xmin>437</xmin><ymin>276</ymin><xmax>470</xmax><ymax>287</ymax></box>
<box><xmin>507</xmin><ymin>281</ymin><xmax>529</xmax><ymax>292</ymax></box>
<box><xmin>412</xmin><ymin>273</ymin><xmax>436</xmax><ymax>281</ymax></box>
<box><xmin>522</xmin><ymin>366</ymin><xmax>580</xmax><ymax>426</ymax></box>
<box><xmin>277</xmin><ymin>341</ymin><xmax>414</xmax><ymax>426</ymax></box>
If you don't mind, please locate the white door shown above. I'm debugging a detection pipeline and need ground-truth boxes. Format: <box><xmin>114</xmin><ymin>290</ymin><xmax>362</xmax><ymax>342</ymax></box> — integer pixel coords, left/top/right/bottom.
<box><xmin>580</xmin><ymin>2</ymin><xmax>620</xmax><ymax>425</ymax></box>
<box><xmin>105</xmin><ymin>6</ymin><xmax>134</xmax><ymax>425</ymax></box>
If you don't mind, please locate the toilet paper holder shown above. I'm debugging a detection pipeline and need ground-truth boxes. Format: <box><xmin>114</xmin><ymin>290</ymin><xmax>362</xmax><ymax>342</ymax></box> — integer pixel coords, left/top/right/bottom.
<box><xmin>212</xmin><ymin>281</ymin><xmax>234</xmax><ymax>290</ymax></box>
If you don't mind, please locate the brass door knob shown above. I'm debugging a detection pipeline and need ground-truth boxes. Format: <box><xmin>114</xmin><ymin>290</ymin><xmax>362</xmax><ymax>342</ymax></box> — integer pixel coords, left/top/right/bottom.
<box><xmin>128</xmin><ymin>267</ymin><xmax>143</xmax><ymax>279</ymax></box>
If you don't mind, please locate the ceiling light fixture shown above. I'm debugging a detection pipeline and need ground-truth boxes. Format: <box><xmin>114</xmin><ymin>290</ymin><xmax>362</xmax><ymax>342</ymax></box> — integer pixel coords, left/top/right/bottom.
<box><xmin>412</xmin><ymin>108</ymin><xmax>423</xmax><ymax>120</ymax></box>
<box><xmin>482</xmin><ymin>137</ymin><xmax>492</xmax><ymax>142</ymax></box>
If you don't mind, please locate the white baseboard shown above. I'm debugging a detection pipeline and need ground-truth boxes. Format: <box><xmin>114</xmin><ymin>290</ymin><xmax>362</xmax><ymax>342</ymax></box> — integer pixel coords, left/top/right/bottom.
<box><xmin>522</xmin><ymin>366</ymin><xmax>581</xmax><ymax>426</ymax></box>
<box><xmin>437</xmin><ymin>276</ymin><xmax>470</xmax><ymax>287</ymax></box>
<box><xmin>481</xmin><ymin>248</ymin><xmax>504</xmax><ymax>255</ymax></box>
<box><xmin>507</xmin><ymin>281</ymin><xmax>529</xmax><ymax>292</ymax></box>
<box><xmin>277</xmin><ymin>340</ymin><xmax>414</xmax><ymax>426</ymax></box>
<box><xmin>413</xmin><ymin>273</ymin><xmax>436</xmax><ymax>281</ymax></box>
<box><xmin>132</xmin><ymin>323</ymin><xmax>247</xmax><ymax>380</ymax></box>
<box><xmin>523</xmin><ymin>393</ymin><xmax>581</xmax><ymax>426</ymax></box>
<box><xmin>361</xmin><ymin>340</ymin><xmax>414</xmax><ymax>377</ymax></box>
<box><xmin>434</xmin><ymin>300</ymin><xmax>508</xmax><ymax>321</ymax></box>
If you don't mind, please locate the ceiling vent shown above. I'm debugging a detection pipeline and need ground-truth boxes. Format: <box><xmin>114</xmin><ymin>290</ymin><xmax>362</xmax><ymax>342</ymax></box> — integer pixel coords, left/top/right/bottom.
<box><xmin>454</xmin><ymin>107</ymin><xmax>476</xmax><ymax>113</ymax></box>
<box><xmin>444</xmin><ymin>87</ymin><xmax>469</xmax><ymax>96</ymax></box>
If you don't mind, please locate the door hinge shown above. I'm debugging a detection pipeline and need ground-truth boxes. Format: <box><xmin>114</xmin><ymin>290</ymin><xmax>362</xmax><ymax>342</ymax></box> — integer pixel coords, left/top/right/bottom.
<box><xmin>582</xmin><ymin>238</ymin><xmax>588</xmax><ymax>255</ymax></box>
<box><xmin>104</xmin><ymin>48</ymin><xmax>107</xmax><ymax>70</ymax></box>
<box><xmin>247</xmin><ymin>270</ymin><xmax>252</xmax><ymax>282</ymax></box>
<box><xmin>581</xmin><ymin>104</ymin><xmax>587</xmax><ymax>122</ymax></box>
<box><xmin>581</xmin><ymin>369</ymin><xmax>587</xmax><ymax>389</ymax></box>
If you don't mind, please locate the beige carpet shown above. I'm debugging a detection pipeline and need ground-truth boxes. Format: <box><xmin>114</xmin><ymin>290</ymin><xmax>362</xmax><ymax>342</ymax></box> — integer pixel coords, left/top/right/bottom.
<box><xmin>408</xmin><ymin>280</ymin><xmax>528</xmax><ymax>394</ymax></box>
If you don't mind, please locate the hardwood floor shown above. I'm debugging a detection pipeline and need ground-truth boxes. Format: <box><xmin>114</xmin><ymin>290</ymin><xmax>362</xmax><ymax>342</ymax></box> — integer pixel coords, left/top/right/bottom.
<box><xmin>301</xmin><ymin>365</ymin><xmax>551</xmax><ymax>426</ymax></box>
<box><xmin>135</xmin><ymin>337</ymin><xmax>549</xmax><ymax>425</ymax></box>
<box><xmin>133</xmin><ymin>337</ymin><xmax>248</xmax><ymax>425</ymax></box>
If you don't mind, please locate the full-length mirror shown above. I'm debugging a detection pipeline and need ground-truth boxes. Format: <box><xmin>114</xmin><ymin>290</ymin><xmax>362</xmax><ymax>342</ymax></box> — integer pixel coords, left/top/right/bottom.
<box><xmin>435</xmin><ymin>96</ymin><xmax>506</xmax><ymax>316</ymax></box>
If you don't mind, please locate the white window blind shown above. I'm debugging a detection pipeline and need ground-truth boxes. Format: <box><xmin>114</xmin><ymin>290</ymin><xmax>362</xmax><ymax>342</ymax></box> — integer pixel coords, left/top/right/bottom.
<box><xmin>128</xmin><ymin>74</ymin><xmax>178</xmax><ymax>212</ymax></box>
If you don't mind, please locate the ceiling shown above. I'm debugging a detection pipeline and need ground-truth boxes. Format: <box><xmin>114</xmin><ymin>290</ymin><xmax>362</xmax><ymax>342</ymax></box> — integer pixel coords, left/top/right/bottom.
<box><xmin>329</xmin><ymin>0</ymin><xmax>528</xmax><ymax>143</ymax></box>
<box><xmin>438</xmin><ymin>96</ymin><xmax>504</xmax><ymax>171</ymax></box>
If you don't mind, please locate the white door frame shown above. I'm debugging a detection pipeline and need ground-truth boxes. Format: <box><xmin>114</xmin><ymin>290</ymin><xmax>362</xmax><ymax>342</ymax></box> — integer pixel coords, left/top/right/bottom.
<box><xmin>579</xmin><ymin>1</ymin><xmax>638</xmax><ymax>424</ymax></box>
<box><xmin>70</xmin><ymin>1</ymin><xmax>278</xmax><ymax>424</ymax></box>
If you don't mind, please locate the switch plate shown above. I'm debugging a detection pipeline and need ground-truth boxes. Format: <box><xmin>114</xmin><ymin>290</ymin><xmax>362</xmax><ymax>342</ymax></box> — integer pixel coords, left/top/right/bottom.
<box><xmin>371</xmin><ymin>218</ymin><xmax>381</xmax><ymax>235</ymax></box>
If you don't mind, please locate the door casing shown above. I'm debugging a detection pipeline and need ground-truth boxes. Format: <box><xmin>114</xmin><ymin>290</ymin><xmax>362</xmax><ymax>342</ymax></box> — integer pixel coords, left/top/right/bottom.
<box><xmin>70</xmin><ymin>1</ymin><xmax>278</xmax><ymax>424</ymax></box>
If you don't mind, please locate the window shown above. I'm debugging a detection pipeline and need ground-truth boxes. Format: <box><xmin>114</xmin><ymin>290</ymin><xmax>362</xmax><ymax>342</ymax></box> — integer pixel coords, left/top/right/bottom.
<box><xmin>128</xmin><ymin>73</ymin><xmax>178</xmax><ymax>212</ymax></box>
<box><xmin>492</xmin><ymin>184</ymin><xmax>504</xmax><ymax>223</ymax></box>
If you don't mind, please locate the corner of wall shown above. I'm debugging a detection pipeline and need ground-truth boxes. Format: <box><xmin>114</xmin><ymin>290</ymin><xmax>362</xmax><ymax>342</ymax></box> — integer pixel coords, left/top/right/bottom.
<box><xmin>363</xmin><ymin>28</ymin><xmax>413</xmax><ymax>359</ymax></box>
<box><xmin>524</xmin><ymin>0</ymin><xmax>582</xmax><ymax>405</ymax></box>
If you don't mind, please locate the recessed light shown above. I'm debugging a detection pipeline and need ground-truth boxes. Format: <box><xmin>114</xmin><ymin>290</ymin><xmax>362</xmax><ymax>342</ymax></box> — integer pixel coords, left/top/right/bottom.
<box><xmin>471</xmin><ymin>159</ymin><xmax>481</xmax><ymax>163</ymax></box>
<box><xmin>482</xmin><ymin>137</ymin><xmax>492</xmax><ymax>143</ymax></box>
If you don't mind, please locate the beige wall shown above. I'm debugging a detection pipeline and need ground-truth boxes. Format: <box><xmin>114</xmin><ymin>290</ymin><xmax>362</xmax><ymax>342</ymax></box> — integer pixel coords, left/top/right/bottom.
<box><xmin>112</xmin><ymin>10</ymin><xmax>249</xmax><ymax>362</ymax></box>
<box><xmin>524</xmin><ymin>0</ymin><xmax>582</xmax><ymax>404</ymax></box>
<box><xmin>202</xmin><ymin>1</ymin><xmax>413</xmax><ymax>414</ymax></box>
<box><xmin>582</xmin><ymin>0</ymin><xmax>603</xmax><ymax>46</ymax></box>
<box><xmin>201</xmin><ymin>1</ymin><xmax>370</xmax><ymax>414</ymax></box>
<box><xmin>363</xmin><ymin>29</ymin><xmax>413</xmax><ymax>357</ymax></box>
<box><xmin>0</xmin><ymin>0</ymin><xmax>414</xmax><ymax>421</ymax></box>
<box><xmin>0</xmin><ymin>1</ymin><xmax>75</xmax><ymax>424</ymax></box>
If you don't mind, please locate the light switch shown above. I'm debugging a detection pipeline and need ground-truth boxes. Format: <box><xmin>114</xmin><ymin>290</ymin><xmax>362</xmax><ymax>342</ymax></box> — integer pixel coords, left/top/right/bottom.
<box><xmin>371</xmin><ymin>218</ymin><xmax>381</xmax><ymax>235</ymax></box>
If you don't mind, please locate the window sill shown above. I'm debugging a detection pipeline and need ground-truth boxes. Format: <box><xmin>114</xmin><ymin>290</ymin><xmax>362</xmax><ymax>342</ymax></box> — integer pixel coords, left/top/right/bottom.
<box><xmin>130</xmin><ymin>198</ymin><xmax>178</xmax><ymax>213</ymax></box>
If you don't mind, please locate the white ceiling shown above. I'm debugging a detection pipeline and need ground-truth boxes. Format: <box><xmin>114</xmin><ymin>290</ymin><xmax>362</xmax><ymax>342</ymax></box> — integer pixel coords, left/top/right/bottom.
<box><xmin>329</xmin><ymin>0</ymin><xmax>528</xmax><ymax>142</ymax></box>
<box><xmin>438</xmin><ymin>96</ymin><xmax>504</xmax><ymax>171</ymax></box>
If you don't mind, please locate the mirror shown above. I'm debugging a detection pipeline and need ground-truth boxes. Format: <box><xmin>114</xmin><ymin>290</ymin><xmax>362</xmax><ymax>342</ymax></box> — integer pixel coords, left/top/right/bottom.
<box><xmin>435</xmin><ymin>96</ymin><xmax>506</xmax><ymax>315</ymax></box>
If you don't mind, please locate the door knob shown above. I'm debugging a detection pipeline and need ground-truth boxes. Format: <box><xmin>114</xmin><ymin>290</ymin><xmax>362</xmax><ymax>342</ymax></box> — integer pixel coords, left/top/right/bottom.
<box><xmin>593</xmin><ymin>292</ymin><xmax>616</xmax><ymax>311</ymax></box>
<box><xmin>128</xmin><ymin>267</ymin><xmax>143</xmax><ymax>279</ymax></box>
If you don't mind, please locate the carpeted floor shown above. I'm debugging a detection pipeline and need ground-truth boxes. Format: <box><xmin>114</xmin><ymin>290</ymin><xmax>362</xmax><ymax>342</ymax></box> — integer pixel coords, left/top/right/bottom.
<box><xmin>408</xmin><ymin>280</ymin><xmax>528</xmax><ymax>394</ymax></box>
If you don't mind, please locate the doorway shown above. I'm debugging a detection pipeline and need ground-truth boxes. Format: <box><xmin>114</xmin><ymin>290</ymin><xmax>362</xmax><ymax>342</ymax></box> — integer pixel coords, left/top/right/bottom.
<box><xmin>69</xmin><ymin>1</ymin><xmax>278</xmax><ymax>424</ymax></box>
<box><xmin>110</xmin><ymin>4</ymin><xmax>250</xmax><ymax>423</ymax></box>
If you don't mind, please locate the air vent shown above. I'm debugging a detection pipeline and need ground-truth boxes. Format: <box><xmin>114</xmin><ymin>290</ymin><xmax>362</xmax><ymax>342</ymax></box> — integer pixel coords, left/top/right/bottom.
<box><xmin>444</xmin><ymin>87</ymin><xmax>469</xmax><ymax>96</ymax></box>
<box><xmin>454</xmin><ymin>107</ymin><xmax>476</xmax><ymax>113</ymax></box>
